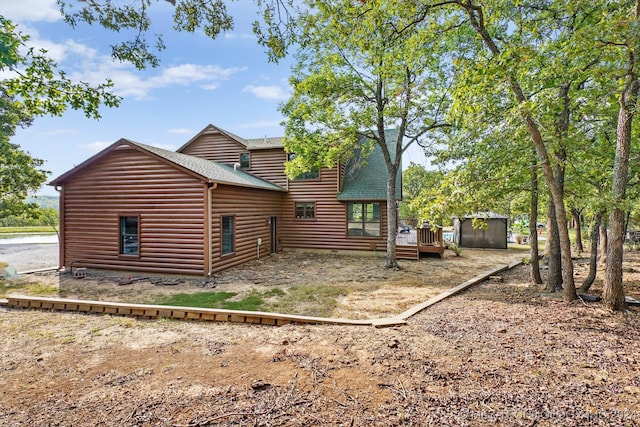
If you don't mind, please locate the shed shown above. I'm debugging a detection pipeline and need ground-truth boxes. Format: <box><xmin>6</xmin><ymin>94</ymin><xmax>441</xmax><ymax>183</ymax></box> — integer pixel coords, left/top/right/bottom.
<box><xmin>452</xmin><ymin>212</ymin><xmax>508</xmax><ymax>249</ymax></box>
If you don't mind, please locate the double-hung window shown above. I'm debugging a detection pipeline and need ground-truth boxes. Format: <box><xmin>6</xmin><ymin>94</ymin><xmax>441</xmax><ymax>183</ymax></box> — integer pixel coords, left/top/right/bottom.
<box><xmin>295</xmin><ymin>202</ymin><xmax>315</xmax><ymax>219</ymax></box>
<box><xmin>119</xmin><ymin>215</ymin><xmax>139</xmax><ymax>255</ymax></box>
<box><xmin>221</xmin><ymin>216</ymin><xmax>235</xmax><ymax>255</ymax></box>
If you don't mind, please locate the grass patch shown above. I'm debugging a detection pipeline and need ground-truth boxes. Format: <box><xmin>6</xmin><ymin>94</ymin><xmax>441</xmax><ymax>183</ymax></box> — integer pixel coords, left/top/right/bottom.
<box><xmin>222</xmin><ymin>291</ymin><xmax>265</xmax><ymax>311</ymax></box>
<box><xmin>159</xmin><ymin>291</ymin><xmax>237</xmax><ymax>308</ymax></box>
<box><xmin>155</xmin><ymin>289</ymin><xmax>292</xmax><ymax>312</ymax></box>
<box><xmin>265</xmin><ymin>285</ymin><xmax>346</xmax><ymax>318</ymax></box>
<box><xmin>1</xmin><ymin>281</ymin><xmax>58</xmax><ymax>298</ymax></box>
<box><xmin>0</xmin><ymin>226</ymin><xmax>57</xmax><ymax>234</ymax></box>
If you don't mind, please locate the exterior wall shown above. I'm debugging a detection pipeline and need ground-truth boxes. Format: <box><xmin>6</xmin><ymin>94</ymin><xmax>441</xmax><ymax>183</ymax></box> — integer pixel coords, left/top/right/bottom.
<box><xmin>179</xmin><ymin>131</ymin><xmax>245</xmax><ymax>163</ymax></box>
<box><xmin>280</xmin><ymin>167</ymin><xmax>388</xmax><ymax>253</ymax></box>
<box><xmin>247</xmin><ymin>148</ymin><xmax>288</xmax><ymax>188</ymax></box>
<box><xmin>210</xmin><ymin>184</ymin><xmax>284</xmax><ymax>273</ymax></box>
<box><xmin>181</xmin><ymin>133</ymin><xmax>288</xmax><ymax>188</ymax></box>
<box><xmin>61</xmin><ymin>146</ymin><xmax>207</xmax><ymax>275</ymax></box>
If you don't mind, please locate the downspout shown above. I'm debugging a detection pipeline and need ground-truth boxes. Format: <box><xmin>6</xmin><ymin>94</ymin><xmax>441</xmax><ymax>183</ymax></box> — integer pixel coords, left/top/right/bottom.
<box><xmin>54</xmin><ymin>185</ymin><xmax>64</xmax><ymax>271</ymax></box>
<box><xmin>207</xmin><ymin>182</ymin><xmax>217</xmax><ymax>276</ymax></box>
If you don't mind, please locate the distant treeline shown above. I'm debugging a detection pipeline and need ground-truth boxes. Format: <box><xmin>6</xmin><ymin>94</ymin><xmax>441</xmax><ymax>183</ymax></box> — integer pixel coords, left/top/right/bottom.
<box><xmin>0</xmin><ymin>196</ymin><xmax>59</xmax><ymax>228</ymax></box>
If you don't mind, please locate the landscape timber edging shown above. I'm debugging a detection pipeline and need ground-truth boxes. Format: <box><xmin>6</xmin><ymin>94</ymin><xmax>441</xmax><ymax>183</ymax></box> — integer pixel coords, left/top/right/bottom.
<box><xmin>0</xmin><ymin>261</ymin><xmax>523</xmax><ymax>327</ymax></box>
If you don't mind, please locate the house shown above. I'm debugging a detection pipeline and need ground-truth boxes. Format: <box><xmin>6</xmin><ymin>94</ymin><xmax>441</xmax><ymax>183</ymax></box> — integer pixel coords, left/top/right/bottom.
<box><xmin>49</xmin><ymin>124</ymin><xmax>402</xmax><ymax>276</ymax></box>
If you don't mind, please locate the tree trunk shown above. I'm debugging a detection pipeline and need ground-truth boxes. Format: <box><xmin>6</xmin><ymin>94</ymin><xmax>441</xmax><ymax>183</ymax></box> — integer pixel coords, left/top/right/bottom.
<box><xmin>385</xmin><ymin>164</ymin><xmax>399</xmax><ymax>269</ymax></box>
<box><xmin>465</xmin><ymin>3</ymin><xmax>576</xmax><ymax>301</ymax></box>
<box><xmin>572</xmin><ymin>208</ymin><xmax>584</xmax><ymax>254</ymax></box>
<box><xmin>604</xmin><ymin>13</ymin><xmax>639</xmax><ymax>310</ymax></box>
<box><xmin>599</xmin><ymin>222</ymin><xmax>608</xmax><ymax>267</ymax></box>
<box><xmin>529</xmin><ymin>150</ymin><xmax>543</xmax><ymax>285</ymax></box>
<box><xmin>579</xmin><ymin>211</ymin><xmax>604</xmax><ymax>293</ymax></box>
<box><xmin>546</xmin><ymin>198</ymin><xmax>562</xmax><ymax>292</ymax></box>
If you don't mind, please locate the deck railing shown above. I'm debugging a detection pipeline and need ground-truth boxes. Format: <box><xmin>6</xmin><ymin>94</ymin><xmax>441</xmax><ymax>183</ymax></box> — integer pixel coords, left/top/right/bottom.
<box><xmin>417</xmin><ymin>227</ymin><xmax>443</xmax><ymax>247</ymax></box>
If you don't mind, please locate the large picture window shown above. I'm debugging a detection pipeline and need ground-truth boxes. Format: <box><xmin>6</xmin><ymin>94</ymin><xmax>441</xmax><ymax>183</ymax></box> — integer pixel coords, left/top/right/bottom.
<box><xmin>295</xmin><ymin>202</ymin><xmax>315</xmax><ymax>220</ymax></box>
<box><xmin>221</xmin><ymin>216</ymin><xmax>235</xmax><ymax>255</ymax></box>
<box><xmin>347</xmin><ymin>202</ymin><xmax>381</xmax><ymax>237</ymax></box>
<box><xmin>119</xmin><ymin>216</ymin><xmax>139</xmax><ymax>255</ymax></box>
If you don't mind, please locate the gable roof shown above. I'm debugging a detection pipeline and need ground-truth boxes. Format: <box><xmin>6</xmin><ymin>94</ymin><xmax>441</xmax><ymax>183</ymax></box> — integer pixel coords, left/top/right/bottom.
<box><xmin>176</xmin><ymin>124</ymin><xmax>248</xmax><ymax>153</ymax></box>
<box><xmin>49</xmin><ymin>139</ymin><xmax>286</xmax><ymax>192</ymax></box>
<box><xmin>177</xmin><ymin>124</ymin><xmax>284</xmax><ymax>153</ymax></box>
<box><xmin>337</xmin><ymin>130</ymin><xmax>402</xmax><ymax>201</ymax></box>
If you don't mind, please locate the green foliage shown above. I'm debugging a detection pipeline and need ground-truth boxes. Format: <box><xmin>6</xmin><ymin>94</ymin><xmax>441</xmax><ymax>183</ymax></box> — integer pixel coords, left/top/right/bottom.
<box><xmin>0</xmin><ymin>207</ymin><xmax>59</xmax><ymax>228</ymax></box>
<box><xmin>57</xmin><ymin>0</ymin><xmax>296</xmax><ymax>68</ymax></box>
<box><xmin>401</xmin><ymin>163</ymin><xmax>451</xmax><ymax>224</ymax></box>
<box><xmin>1</xmin><ymin>17</ymin><xmax>120</xmax><ymax>119</ymax></box>
<box><xmin>0</xmin><ymin>226</ymin><xmax>57</xmax><ymax>234</ymax></box>
<box><xmin>1</xmin><ymin>16</ymin><xmax>120</xmax><ymax>218</ymax></box>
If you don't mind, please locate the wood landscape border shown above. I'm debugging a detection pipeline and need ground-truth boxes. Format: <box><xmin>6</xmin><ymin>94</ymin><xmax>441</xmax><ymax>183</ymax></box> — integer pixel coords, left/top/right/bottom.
<box><xmin>0</xmin><ymin>261</ymin><xmax>521</xmax><ymax>327</ymax></box>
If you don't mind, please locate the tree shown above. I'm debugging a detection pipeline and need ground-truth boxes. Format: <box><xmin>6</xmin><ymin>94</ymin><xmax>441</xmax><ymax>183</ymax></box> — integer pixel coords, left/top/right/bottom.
<box><xmin>281</xmin><ymin>0</ymin><xmax>451</xmax><ymax>268</ymax></box>
<box><xmin>436</xmin><ymin>0</ymin><xmax>640</xmax><ymax>302</ymax></box>
<box><xmin>400</xmin><ymin>163</ymin><xmax>444</xmax><ymax>222</ymax></box>
<box><xmin>1</xmin><ymin>16</ymin><xmax>120</xmax><ymax>215</ymax></box>
<box><xmin>603</xmin><ymin>0</ymin><xmax>640</xmax><ymax>310</ymax></box>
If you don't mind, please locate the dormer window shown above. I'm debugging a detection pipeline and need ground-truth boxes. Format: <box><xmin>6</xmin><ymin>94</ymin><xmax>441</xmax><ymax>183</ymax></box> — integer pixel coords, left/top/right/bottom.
<box><xmin>240</xmin><ymin>153</ymin><xmax>250</xmax><ymax>169</ymax></box>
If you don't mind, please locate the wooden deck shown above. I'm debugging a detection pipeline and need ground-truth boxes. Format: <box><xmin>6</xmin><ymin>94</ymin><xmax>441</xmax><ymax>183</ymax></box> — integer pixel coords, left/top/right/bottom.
<box><xmin>396</xmin><ymin>227</ymin><xmax>445</xmax><ymax>260</ymax></box>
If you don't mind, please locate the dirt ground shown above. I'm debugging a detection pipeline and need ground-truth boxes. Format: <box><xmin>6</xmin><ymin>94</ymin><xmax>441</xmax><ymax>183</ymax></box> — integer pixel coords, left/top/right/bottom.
<box><xmin>12</xmin><ymin>248</ymin><xmax>527</xmax><ymax>319</ymax></box>
<box><xmin>2</xmin><ymin>250</ymin><xmax>640</xmax><ymax>426</ymax></box>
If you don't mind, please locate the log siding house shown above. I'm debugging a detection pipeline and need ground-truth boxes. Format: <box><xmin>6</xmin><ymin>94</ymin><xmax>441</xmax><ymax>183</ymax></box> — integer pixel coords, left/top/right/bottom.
<box><xmin>50</xmin><ymin>124</ymin><xmax>401</xmax><ymax>276</ymax></box>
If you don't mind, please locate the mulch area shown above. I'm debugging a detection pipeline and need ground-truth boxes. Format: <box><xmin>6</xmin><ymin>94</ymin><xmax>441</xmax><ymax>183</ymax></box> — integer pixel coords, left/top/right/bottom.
<box><xmin>2</xmin><ymin>255</ymin><xmax>640</xmax><ymax>426</ymax></box>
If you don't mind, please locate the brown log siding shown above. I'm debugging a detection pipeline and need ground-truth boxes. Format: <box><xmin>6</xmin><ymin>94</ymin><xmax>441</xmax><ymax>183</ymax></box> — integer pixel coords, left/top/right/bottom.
<box><xmin>247</xmin><ymin>148</ymin><xmax>288</xmax><ymax>188</ymax></box>
<box><xmin>280</xmin><ymin>167</ymin><xmax>388</xmax><ymax>252</ymax></box>
<box><xmin>60</xmin><ymin>147</ymin><xmax>207</xmax><ymax>275</ymax></box>
<box><xmin>209</xmin><ymin>184</ymin><xmax>284</xmax><ymax>273</ymax></box>
<box><xmin>179</xmin><ymin>132</ymin><xmax>245</xmax><ymax>163</ymax></box>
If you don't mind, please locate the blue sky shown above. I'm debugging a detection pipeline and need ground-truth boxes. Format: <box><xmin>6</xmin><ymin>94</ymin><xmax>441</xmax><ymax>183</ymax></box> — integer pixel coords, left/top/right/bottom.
<box><xmin>5</xmin><ymin>0</ymin><xmax>428</xmax><ymax>196</ymax></box>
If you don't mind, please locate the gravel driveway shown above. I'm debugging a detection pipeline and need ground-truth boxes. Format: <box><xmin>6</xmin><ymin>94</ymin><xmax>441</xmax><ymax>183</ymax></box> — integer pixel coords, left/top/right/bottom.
<box><xmin>0</xmin><ymin>243</ymin><xmax>59</xmax><ymax>273</ymax></box>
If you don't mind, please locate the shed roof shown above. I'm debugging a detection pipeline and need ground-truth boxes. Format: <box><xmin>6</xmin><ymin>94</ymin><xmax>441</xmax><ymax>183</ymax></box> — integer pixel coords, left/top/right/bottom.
<box><xmin>455</xmin><ymin>211</ymin><xmax>509</xmax><ymax>220</ymax></box>
<box><xmin>337</xmin><ymin>130</ymin><xmax>402</xmax><ymax>201</ymax></box>
<box><xmin>49</xmin><ymin>139</ymin><xmax>286</xmax><ymax>192</ymax></box>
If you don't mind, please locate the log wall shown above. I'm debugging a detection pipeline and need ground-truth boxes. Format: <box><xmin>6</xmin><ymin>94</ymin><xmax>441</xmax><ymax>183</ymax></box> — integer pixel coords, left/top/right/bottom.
<box><xmin>209</xmin><ymin>184</ymin><xmax>284</xmax><ymax>273</ymax></box>
<box><xmin>61</xmin><ymin>145</ymin><xmax>207</xmax><ymax>275</ymax></box>
<box><xmin>280</xmin><ymin>167</ymin><xmax>388</xmax><ymax>253</ymax></box>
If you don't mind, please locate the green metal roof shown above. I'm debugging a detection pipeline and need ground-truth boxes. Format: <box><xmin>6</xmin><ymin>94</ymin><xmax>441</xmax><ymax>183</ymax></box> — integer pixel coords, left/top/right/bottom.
<box><xmin>337</xmin><ymin>130</ymin><xmax>402</xmax><ymax>201</ymax></box>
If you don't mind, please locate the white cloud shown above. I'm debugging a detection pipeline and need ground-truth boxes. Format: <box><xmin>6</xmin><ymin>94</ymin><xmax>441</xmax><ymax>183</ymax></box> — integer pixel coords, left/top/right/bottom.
<box><xmin>71</xmin><ymin>61</ymin><xmax>246</xmax><ymax>100</ymax></box>
<box><xmin>80</xmin><ymin>141</ymin><xmax>113</xmax><ymax>152</ymax></box>
<box><xmin>168</xmin><ymin>128</ymin><xmax>193</xmax><ymax>135</ymax></box>
<box><xmin>224</xmin><ymin>32</ymin><xmax>255</xmax><ymax>40</ymax></box>
<box><xmin>2</xmin><ymin>0</ymin><xmax>61</xmax><ymax>22</ymax></box>
<box><xmin>9</xmin><ymin>16</ymin><xmax>247</xmax><ymax>101</ymax></box>
<box><xmin>242</xmin><ymin>85</ymin><xmax>289</xmax><ymax>101</ymax></box>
